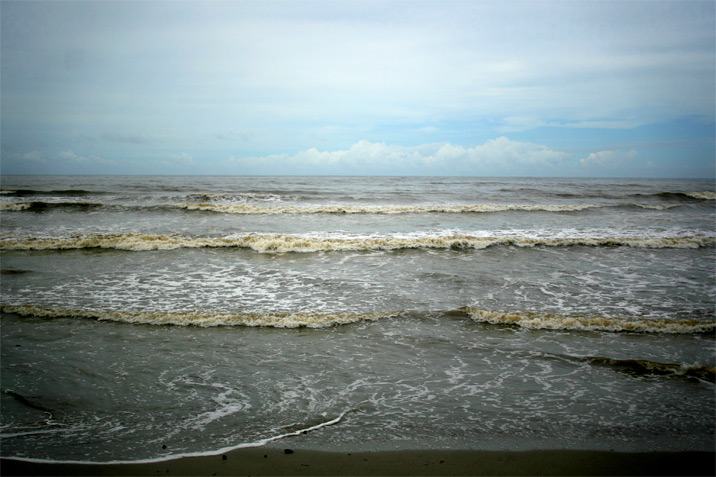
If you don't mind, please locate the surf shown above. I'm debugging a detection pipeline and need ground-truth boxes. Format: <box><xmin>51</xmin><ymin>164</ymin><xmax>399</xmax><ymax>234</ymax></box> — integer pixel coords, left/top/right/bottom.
<box><xmin>1</xmin><ymin>232</ymin><xmax>714</xmax><ymax>252</ymax></box>
<box><xmin>461</xmin><ymin>306</ymin><xmax>716</xmax><ymax>334</ymax></box>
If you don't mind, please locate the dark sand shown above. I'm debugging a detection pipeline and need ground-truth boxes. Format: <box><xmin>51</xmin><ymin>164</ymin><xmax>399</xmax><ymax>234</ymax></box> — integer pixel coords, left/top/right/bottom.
<box><xmin>2</xmin><ymin>448</ymin><xmax>714</xmax><ymax>476</ymax></box>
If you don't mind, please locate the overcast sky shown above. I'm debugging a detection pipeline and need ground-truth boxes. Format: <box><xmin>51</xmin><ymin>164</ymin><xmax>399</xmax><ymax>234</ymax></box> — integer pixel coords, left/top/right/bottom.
<box><xmin>1</xmin><ymin>0</ymin><xmax>714</xmax><ymax>177</ymax></box>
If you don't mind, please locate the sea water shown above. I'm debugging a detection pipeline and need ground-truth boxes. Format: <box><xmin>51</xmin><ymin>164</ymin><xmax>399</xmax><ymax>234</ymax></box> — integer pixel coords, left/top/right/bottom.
<box><xmin>1</xmin><ymin>175</ymin><xmax>714</xmax><ymax>462</ymax></box>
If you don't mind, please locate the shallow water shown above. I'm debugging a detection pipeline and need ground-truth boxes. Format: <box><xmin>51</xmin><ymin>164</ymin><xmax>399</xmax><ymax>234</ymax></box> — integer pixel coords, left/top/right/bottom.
<box><xmin>1</xmin><ymin>175</ymin><xmax>714</xmax><ymax>462</ymax></box>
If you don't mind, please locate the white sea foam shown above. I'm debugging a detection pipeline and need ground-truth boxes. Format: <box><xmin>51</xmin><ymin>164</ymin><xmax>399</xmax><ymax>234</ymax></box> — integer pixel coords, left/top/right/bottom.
<box><xmin>0</xmin><ymin>203</ymin><xmax>32</xmax><ymax>211</ymax></box>
<box><xmin>0</xmin><ymin>304</ymin><xmax>399</xmax><ymax>328</ymax></box>
<box><xmin>3</xmin><ymin>304</ymin><xmax>712</xmax><ymax>334</ymax></box>
<box><xmin>462</xmin><ymin>307</ymin><xmax>716</xmax><ymax>334</ymax></box>
<box><xmin>175</xmin><ymin>203</ymin><xmax>603</xmax><ymax>214</ymax></box>
<box><xmin>0</xmin><ymin>201</ymin><xmax>102</xmax><ymax>211</ymax></box>
<box><xmin>1</xmin><ymin>407</ymin><xmax>359</xmax><ymax>465</ymax></box>
<box><xmin>686</xmin><ymin>191</ymin><xmax>716</xmax><ymax>200</ymax></box>
<box><xmin>1</xmin><ymin>233</ymin><xmax>713</xmax><ymax>252</ymax></box>
<box><xmin>581</xmin><ymin>356</ymin><xmax>716</xmax><ymax>382</ymax></box>
<box><xmin>634</xmin><ymin>204</ymin><xmax>679</xmax><ymax>210</ymax></box>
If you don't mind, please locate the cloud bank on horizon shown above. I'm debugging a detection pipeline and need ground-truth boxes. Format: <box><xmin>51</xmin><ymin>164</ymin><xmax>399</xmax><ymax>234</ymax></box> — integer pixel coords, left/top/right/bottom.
<box><xmin>1</xmin><ymin>0</ymin><xmax>714</xmax><ymax>177</ymax></box>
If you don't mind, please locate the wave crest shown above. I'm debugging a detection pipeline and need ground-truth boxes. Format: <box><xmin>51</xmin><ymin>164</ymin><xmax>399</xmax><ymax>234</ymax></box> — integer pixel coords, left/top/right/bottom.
<box><xmin>462</xmin><ymin>307</ymin><xmax>715</xmax><ymax>334</ymax></box>
<box><xmin>583</xmin><ymin>356</ymin><xmax>715</xmax><ymax>383</ymax></box>
<box><xmin>684</xmin><ymin>191</ymin><xmax>716</xmax><ymax>200</ymax></box>
<box><xmin>0</xmin><ymin>305</ymin><xmax>399</xmax><ymax>328</ymax></box>
<box><xmin>1</xmin><ymin>233</ymin><xmax>714</xmax><ymax>252</ymax></box>
<box><xmin>0</xmin><ymin>189</ymin><xmax>99</xmax><ymax>197</ymax></box>
<box><xmin>4</xmin><ymin>304</ymin><xmax>713</xmax><ymax>335</ymax></box>
<box><xmin>0</xmin><ymin>201</ymin><xmax>103</xmax><ymax>212</ymax></box>
<box><xmin>175</xmin><ymin>203</ymin><xmax>601</xmax><ymax>214</ymax></box>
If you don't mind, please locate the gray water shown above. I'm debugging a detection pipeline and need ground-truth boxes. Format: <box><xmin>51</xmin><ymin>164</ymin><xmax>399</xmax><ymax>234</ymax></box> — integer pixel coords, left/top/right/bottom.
<box><xmin>1</xmin><ymin>175</ymin><xmax>714</xmax><ymax>463</ymax></box>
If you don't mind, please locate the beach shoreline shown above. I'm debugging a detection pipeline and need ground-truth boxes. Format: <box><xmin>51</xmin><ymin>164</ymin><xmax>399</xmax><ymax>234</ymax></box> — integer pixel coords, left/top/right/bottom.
<box><xmin>2</xmin><ymin>448</ymin><xmax>714</xmax><ymax>476</ymax></box>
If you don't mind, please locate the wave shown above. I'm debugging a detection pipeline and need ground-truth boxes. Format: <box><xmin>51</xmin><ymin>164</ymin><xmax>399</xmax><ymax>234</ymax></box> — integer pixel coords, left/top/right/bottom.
<box><xmin>0</xmin><ymin>189</ymin><xmax>101</xmax><ymax>197</ymax></box>
<box><xmin>186</xmin><ymin>192</ymin><xmax>290</xmax><ymax>202</ymax></box>
<box><xmin>656</xmin><ymin>191</ymin><xmax>716</xmax><ymax>201</ymax></box>
<box><xmin>687</xmin><ymin>191</ymin><xmax>716</xmax><ymax>200</ymax></box>
<box><xmin>629</xmin><ymin>204</ymin><xmax>679</xmax><ymax>210</ymax></box>
<box><xmin>1</xmin><ymin>233</ymin><xmax>714</xmax><ymax>252</ymax></box>
<box><xmin>0</xmin><ymin>201</ymin><xmax>103</xmax><ymax>212</ymax></box>
<box><xmin>0</xmin><ymin>305</ymin><xmax>399</xmax><ymax>328</ymax></box>
<box><xmin>175</xmin><ymin>203</ymin><xmax>606</xmax><ymax>214</ymax></box>
<box><xmin>3</xmin><ymin>390</ymin><xmax>55</xmax><ymax>414</ymax></box>
<box><xmin>3</xmin><ymin>304</ymin><xmax>713</xmax><ymax>335</ymax></box>
<box><xmin>6</xmin><ymin>189</ymin><xmax>704</xmax><ymax>201</ymax></box>
<box><xmin>580</xmin><ymin>356</ymin><xmax>715</xmax><ymax>383</ymax></box>
<box><xmin>1</xmin><ymin>199</ymin><xmax>705</xmax><ymax>214</ymax></box>
<box><xmin>461</xmin><ymin>307</ymin><xmax>716</xmax><ymax>334</ymax></box>
<box><xmin>0</xmin><ymin>269</ymin><xmax>31</xmax><ymax>275</ymax></box>
<box><xmin>177</xmin><ymin>202</ymin><xmax>705</xmax><ymax>214</ymax></box>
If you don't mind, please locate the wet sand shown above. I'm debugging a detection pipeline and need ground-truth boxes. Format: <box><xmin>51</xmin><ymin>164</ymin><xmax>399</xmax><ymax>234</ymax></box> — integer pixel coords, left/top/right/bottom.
<box><xmin>2</xmin><ymin>448</ymin><xmax>714</xmax><ymax>476</ymax></box>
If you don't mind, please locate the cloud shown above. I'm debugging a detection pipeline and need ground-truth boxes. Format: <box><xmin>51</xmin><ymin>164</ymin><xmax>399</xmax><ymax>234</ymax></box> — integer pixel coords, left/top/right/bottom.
<box><xmin>101</xmin><ymin>133</ymin><xmax>153</xmax><ymax>145</ymax></box>
<box><xmin>580</xmin><ymin>149</ymin><xmax>638</xmax><ymax>167</ymax></box>
<box><xmin>1</xmin><ymin>2</ymin><xmax>712</xmax><ymax>177</ymax></box>
<box><xmin>225</xmin><ymin>137</ymin><xmax>569</xmax><ymax>175</ymax></box>
<box><xmin>215</xmin><ymin>131</ymin><xmax>251</xmax><ymax>142</ymax></box>
<box><xmin>499</xmin><ymin>117</ymin><xmax>648</xmax><ymax>133</ymax></box>
<box><xmin>58</xmin><ymin>151</ymin><xmax>116</xmax><ymax>166</ymax></box>
<box><xmin>2</xmin><ymin>149</ymin><xmax>117</xmax><ymax>174</ymax></box>
<box><xmin>18</xmin><ymin>151</ymin><xmax>43</xmax><ymax>163</ymax></box>
<box><xmin>167</xmin><ymin>152</ymin><xmax>195</xmax><ymax>168</ymax></box>
<box><xmin>418</xmin><ymin>126</ymin><xmax>439</xmax><ymax>134</ymax></box>
<box><xmin>4</xmin><ymin>1</ymin><xmax>712</xmax><ymax>137</ymax></box>
<box><xmin>0</xmin><ymin>150</ymin><xmax>46</xmax><ymax>173</ymax></box>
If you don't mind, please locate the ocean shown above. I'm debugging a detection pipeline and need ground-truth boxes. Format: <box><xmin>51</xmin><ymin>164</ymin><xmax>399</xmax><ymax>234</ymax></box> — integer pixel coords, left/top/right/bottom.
<box><xmin>0</xmin><ymin>175</ymin><xmax>714</xmax><ymax>464</ymax></box>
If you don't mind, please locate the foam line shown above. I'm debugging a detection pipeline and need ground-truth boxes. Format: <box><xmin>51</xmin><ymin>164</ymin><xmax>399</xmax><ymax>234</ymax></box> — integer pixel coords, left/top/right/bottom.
<box><xmin>1</xmin><ymin>233</ymin><xmax>713</xmax><ymax>252</ymax></box>
<box><xmin>1</xmin><ymin>407</ymin><xmax>358</xmax><ymax>465</ymax></box>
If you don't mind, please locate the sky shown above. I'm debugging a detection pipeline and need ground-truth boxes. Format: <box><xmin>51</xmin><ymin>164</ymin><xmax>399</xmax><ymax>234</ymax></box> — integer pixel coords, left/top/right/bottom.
<box><xmin>1</xmin><ymin>0</ymin><xmax>714</xmax><ymax>177</ymax></box>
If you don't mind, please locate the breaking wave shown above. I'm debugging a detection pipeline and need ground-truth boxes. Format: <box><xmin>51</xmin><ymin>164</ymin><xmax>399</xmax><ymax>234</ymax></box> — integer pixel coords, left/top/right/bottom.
<box><xmin>176</xmin><ymin>203</ymin><xmax>603</xmax><ymax>214</ymax></box>
<box><xmin>2</xmin><ymin>199</ymin><xmax>707</xmax><ymax>214</ymax></box>
<box><xmin>461</xmin><ymin>307</ymin><xmax>716</xmax><ymax>334</ymax></box>
<box><xmin>0</xmin><ymin>201</ymin><xmax>103</xmax><ymax>212</ymax></box>
<box><xmin>0</xmin><ymin>305</ymin><xmax>399</xmax><ymax>329</ymax></box>
<box><xmin>582</xmin><ymin>356</ymin><xmax>715</xmax><ymax>383</ymax></box>
<box><xmin>1</xmin><ymin>201</ymin><xmax>607</xmax><ymax>214</ymax></box>
<box><xmin>0</xmin><ymin>189</ymin><xmax>100</xmax><ymax>197</ymax></box>
<box><xmin>620</xmin><ymin>191</ymin><xmax>714</xmax><ymax>201</ymax></box>
<box><xmin>177</xmin><ymin>202</ymin><xmax>697</xmax><ymax>213</ymax></box>
<box><xmin>1</xmin><ymin>233</ymin><xmax>714</xmax><ymax>252</ymax></box>
<box><xmin>3</xmin><ymin>304</ymin><xmax>713</xmax><ymax>334</ymax></box>
<box><xmin>186</xmin><ymin>192</ymin><xmax>289</xmax><ymax>202</ymax></box>
<box><xmin>664</xmin><ymin>191</ymin><xmax>715</xmax><ymax>201</ymax></box>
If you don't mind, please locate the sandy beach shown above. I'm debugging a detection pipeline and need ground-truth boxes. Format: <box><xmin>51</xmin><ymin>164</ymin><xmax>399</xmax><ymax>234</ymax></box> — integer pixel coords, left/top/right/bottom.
<box><xmin>2</xmin><ymin>448</ymin><xmax>714</xmax><ymax>476</ymax></box>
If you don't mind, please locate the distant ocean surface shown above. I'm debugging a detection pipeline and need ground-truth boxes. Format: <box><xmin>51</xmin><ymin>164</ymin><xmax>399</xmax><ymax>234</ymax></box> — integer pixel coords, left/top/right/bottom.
<box><xmin>1</xmin><ymin>175</ymin><xmax>714</xmax><ymax>463</ymax></box>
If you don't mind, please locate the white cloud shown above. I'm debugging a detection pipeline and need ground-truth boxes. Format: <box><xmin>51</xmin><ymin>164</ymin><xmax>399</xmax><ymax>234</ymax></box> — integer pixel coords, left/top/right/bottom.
<box><xmin>580</xmin><ymin>149</ymin><xmax>638</xmax><ymax>167</ymax></box>
<box><xmin>5</xmin><ymin>0</ymin><xmax>712</xmax><ymax>136</ymax></box>
<box><xmin>53</xmin><ymin>151</ymin><xmax>118</xmax><ymax>174</ymax></box>
<box><xmin>225</xmin><ymin>137</ymin><xmax>569</xmax><ymax>175</ymax></box>
<box><xmin>1</xmin><ymin>149</ymin><xmax>118</xmax><ymax>174</ymax></box>
<box><xmin>2</xmin><ymin>150</ymin><xmax>45</xmax><ymax>163</ymax></box>
<box><xmin>101</xmin><ymin>133</ymin><xmax>152</xmax><ymax>145</ymax></box>
<box><xmin>58</xmin><ymin>151</ymin><xmax>115</xmax><ymax>166</ymax></box>
<box><xmin>169</xmin><ymin>152</ymin><xmax>196</xmax><ymax>167</ymax></box>
<box><xmin>499</xmin><ymin>117</ymin><xmax>648</xmax><ymax>133</ymax></box>
<box><xmin>1</xmin><ymin>1</ymin><xmax>713</xmax><ymax>177</ymax></box>
<box><xmin>418</xmin><ymin>126</ymin><xmax>439</xmax><ymax>134</ymax></box>
<box><xmin>22</xmin><ymin>150</ymin><xmax>43</xmax><ymax>162</ymax></box>
<box><xmin>0</xmin><ymin>150</ymin><xmax>46</xmax><ymax>174</ymax></box>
